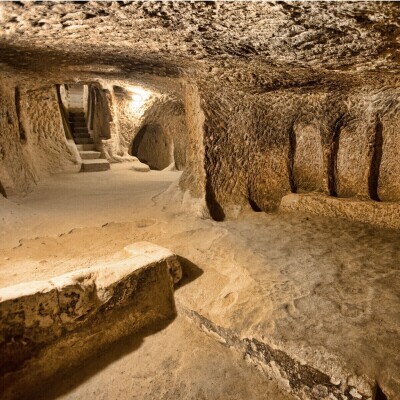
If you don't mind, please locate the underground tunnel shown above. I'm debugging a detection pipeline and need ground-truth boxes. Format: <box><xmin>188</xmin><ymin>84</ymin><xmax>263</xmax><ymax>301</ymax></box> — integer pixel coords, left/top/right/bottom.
<box><xmin>0</xmin><ymin>2</ymin><xmax>399</xmax><ymax>400</ymax></box>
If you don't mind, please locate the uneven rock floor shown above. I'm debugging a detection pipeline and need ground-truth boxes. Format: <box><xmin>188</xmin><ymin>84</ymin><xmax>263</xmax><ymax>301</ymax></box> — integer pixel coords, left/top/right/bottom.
<box><xmin>0</xmin><ymin>163</ymin><xmax>399</xmax><ymax>399</ymax></box>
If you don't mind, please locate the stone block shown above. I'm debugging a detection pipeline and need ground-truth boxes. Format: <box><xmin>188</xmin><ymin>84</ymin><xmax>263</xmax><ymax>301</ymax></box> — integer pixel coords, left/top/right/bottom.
<box><xmin>0</xmin><ymin>242</ymin><xmax>182</xmax><ymax>399</ymax></box>
<box><xmin>80</xmin><ymin>159</ymin><xmax>110</xmax><ymax>172</ymax></box>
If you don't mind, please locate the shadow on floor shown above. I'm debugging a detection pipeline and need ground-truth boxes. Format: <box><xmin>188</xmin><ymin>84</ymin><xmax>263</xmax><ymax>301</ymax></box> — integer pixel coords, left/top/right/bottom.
<box><xmin>175</xmin><ymin>256</ymin><xmax>204</xmax><ymax>289</ymax></box>
<box><xmin>22</xmin><ymin>318</ymin><xmax>174</xmax><ymax>400</ymax></box>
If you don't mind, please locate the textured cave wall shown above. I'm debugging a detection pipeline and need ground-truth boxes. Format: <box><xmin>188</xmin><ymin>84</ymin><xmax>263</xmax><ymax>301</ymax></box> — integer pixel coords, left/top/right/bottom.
<box><xmin>202</xmin><ymin>86</ymin><xmax>293</xmax><ymax>218</ymax></box>
<box><xmin>94</xmin><ymin>85</ymin><xmax>123</xmax><ymax>162</ymax></box>
<box><xmin>0</xmin><ymin>79</ymin><xmax>77</xmax><ymax>196</ymax></box>
<box><xmin>200</xmin><ymin>82</ymin><xmax>400</xmax><ymax>218</ymax></box>
<box><xmin>379</xmin><ymin>100</ymin><xmax>400</xmax><ymax>202</ymax></box>
<box><xmin>179</xmin><ymin>82</ymin><xmax>207</xmax><ymax>199</ymax></box>
<box><xmin>89</xmin><ymin>85</ymin><xmax>113</xmax><ymax>143</ymax></box>
<box><xmin>0</xmin><ymin>81</ymin><xmax>35</xmax><ymax>196</ymax></box>
<box><xmin>24</xmin><ymin>86</ymin><xmax>76</xmax><ymax>175</ymax></box>
<box><xmin>0</xmin><ymin>0</ymin><xmax>399</xmax><ymax>217</ymax></box>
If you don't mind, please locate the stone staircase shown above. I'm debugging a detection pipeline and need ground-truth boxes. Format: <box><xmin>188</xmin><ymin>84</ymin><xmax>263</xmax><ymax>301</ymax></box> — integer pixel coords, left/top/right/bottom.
<box><xmin>68</xmin><ymin>111</ymin><xmax>110</xmax><ymax>172</ymax></box>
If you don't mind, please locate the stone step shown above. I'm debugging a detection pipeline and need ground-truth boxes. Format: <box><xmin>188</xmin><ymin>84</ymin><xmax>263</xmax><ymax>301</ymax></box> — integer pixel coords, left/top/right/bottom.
<box><xmin>69</xmin><ymin>120</ymin><xmax>86</xmax><ymax>125</ymax></box>
<box><xmin>73</xmin><ymin>133</ymin><xmax>91</xmax><ymax>139</ymax></box>
<box><xmin>73</xmin><ymin>127</ymin><xmax>89</xmax><ymax>133</ymax></box>
<box><xmin>79</xmin><ymin>151</ymin><xmax>101</xmax><ymax>160</ymax></box>
<box><xmin>70</xmin><ymin>125</ymin><xmax>87</xmax><ymax>131</ymax></box>
<box><xmin>80</xmin><ymin>159</ymin><xmax>110</xmax><ymax>172</ymax></box>
<box><xmin>71</xmin><ymin>127</ymin><xmax>87</xmax><ymax>132</ymax></box>
<box><xmin>76</xmin><ymin>143</ymin><xmax>95</xmax><ymax>151</ymax></box>
<box><xmin>72</xmin><ymin>129</ymin><xmax>89</xmax><ymax>135</ymax></box>
<box><xmin>74</xmin><ymin>137</ymin><xmax>94</xmax><ymax>145</ymax></box>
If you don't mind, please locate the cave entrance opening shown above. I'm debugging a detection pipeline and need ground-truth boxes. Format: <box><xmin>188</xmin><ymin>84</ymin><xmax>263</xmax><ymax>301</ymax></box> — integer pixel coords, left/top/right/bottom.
<box><xmin>131</xmin><ymin>124</ymin><xmax>174</xmax><ymax>171</ymax></box>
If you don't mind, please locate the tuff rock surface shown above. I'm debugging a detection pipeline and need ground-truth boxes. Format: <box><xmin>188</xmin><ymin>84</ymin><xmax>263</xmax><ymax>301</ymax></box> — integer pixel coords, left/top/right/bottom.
<box><xmin>0</xmin><ymin>2</ymin><xmax>399</xmax><ymax>399</ymax></box>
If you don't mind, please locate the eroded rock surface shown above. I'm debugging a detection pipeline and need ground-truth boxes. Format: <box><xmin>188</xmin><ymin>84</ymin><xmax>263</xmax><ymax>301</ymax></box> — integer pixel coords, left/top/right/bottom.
<box><xmin>0</xmin><ymin>1</ymin><xmax>399</xmax><ymax>221</ymax></box>
<box><xmin>0</xmin><ymin>2</ymin><xmax>399</xmax><ymax>399</ymax></box>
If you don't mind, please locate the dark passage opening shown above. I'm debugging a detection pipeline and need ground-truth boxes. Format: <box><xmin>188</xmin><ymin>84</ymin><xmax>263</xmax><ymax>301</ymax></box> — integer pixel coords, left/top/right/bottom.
<box><xmin>131</xmin><ymin>124</ymin><xmax>172</xmax><ymax>170</ymax></box>
<box><xmin>368</xmin><ymin>116</ymin><xmax>383</xmax><ymax>201</ymax></box>
<box><xmin>374</xmin><ymin>384</ymin><xmax>388</xmax><ymax>400</ymax></box>
<box><xmin>287</xmin><ymin>121</ymin><xmax>297</xmax><ymax>193</ymax></box>
<box><xmin>0</xmin><ymin>181</ymin><xmax>7</xmax><ymax>198</ymax></box>
<box><xmin>328</xmin><ymin>114</ymin><xmax>345</xmax><ymax>197</ymax></box>
<box><xmin>205</xmin><ymin>178</ymin><xmax>225</xmax><ymax>221</ymax></box>
<box><xmin>248</xmin><ymin>197</ymin><xmax>262</xmax><ymax>212</ymax></box>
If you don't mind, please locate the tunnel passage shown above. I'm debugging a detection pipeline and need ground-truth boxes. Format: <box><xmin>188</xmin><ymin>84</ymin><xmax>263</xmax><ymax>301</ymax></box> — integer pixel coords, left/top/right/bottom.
<box><xmin>131</xmin><ymin>124</ymin><xmax>173</xmax><ymax>170</ymax></box>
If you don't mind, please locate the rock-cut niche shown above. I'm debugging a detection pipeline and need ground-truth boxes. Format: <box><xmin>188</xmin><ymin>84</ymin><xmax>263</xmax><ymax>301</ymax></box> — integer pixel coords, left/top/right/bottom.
<box><xmin>131</xmin><ymin>124</ymin><xmax>173</xmax><ymax>170</ymax></box>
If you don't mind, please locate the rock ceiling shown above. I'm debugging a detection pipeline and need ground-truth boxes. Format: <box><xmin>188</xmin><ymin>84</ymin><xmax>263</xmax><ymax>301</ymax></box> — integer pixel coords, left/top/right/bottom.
<box><xmin>0</xmin><ymin>1</ymin><xmax>399</xmax><ymax>86</ymax></box>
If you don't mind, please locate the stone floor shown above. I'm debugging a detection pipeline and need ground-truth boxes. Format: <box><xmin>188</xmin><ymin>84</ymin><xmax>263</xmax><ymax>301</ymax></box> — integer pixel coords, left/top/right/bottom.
<box><xmin>0</xmin><ymin>164</ymin><xmax>398</xmax><ymax>399</ymax></box>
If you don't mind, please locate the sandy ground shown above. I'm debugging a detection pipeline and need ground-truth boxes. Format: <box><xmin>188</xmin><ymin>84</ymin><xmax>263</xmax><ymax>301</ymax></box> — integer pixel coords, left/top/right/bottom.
<box><xmin>0</xmin><ymin>164</ymin><xmax>181</xmax><ymax>286</ymax></box>
<box><xmin>0</xmin><ymin>164</ymin><xmax>179</xmax><ymax>251</ymax></box>
<box><xmin>1</xmin><ymin>163</ymin><xmax>399</xmax><ymax>398</ymax></box>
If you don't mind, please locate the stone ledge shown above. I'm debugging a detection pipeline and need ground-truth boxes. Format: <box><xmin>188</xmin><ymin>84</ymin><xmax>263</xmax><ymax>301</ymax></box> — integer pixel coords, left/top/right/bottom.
<box><xmin>0</xmin><ymin>242</ymin><xmax>182</xmax><ymax>400</ymax></box>
<box><xmin>280</xmin><ymin>193</ymin><xmax>400</xmax><ymax>230</ymax></box>
<box><xmin>179</xmin><ymin>306</ymin><xmax>380</xmax><ymax>400</ymax></box>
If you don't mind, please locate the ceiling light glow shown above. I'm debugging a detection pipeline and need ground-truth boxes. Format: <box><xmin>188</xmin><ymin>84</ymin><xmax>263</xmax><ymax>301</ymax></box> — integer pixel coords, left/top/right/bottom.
<box><xmin>127</xmin><ymin>86</ymin><xmax>151</xmax><ymax>112</ymax></box>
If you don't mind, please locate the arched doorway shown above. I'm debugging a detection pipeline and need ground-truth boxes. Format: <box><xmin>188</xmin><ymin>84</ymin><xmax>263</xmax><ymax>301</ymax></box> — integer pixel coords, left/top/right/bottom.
<box><xmin>131</xmin><ymin>124</ymin><xmax>173</xmax><ymax>170</ymax></box>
